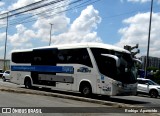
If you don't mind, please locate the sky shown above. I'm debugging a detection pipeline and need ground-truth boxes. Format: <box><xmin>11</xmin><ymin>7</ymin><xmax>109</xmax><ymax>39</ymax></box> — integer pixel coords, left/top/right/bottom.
<box><xmin>0</xmin><ymin>0</ymin><xmax>160</xmax><ymax>59</ymax></box>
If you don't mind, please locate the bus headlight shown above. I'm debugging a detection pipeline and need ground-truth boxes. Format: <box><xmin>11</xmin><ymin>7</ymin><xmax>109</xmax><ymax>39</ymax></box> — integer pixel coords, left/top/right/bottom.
<box><xmin>117</xmin><ymin>83</ymin><xmax>122</xmax><ymax>88</ymax></box>
<box><xmin>112</xmin><ymin>80</ymin><xmax>122</xmax><ymax>88</ymax></box>
<box><xmin>113</xmin><ymin>81</ymin><xmax>122</xmax><ymax>88</ymax></box>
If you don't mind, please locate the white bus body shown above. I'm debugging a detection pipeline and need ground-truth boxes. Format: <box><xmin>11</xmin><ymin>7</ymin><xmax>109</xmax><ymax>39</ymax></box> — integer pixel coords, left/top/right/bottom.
<box><xmin>10</xmin><ymin>43</ymin><xmax>137</xmax><ymax>96</ymax></box>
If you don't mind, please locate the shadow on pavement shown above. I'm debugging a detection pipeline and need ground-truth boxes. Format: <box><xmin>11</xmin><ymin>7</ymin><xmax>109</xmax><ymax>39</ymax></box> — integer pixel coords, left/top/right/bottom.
<box><xmin>20</xmin><ymin>86</ymin><xmax>149</xmax><ymax>105</ymax></box>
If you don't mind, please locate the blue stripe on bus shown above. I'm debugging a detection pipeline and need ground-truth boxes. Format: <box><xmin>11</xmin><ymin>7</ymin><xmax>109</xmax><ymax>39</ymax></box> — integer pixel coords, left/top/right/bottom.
<box><xmin>11</xmin><ymin>65</ymin><xmax>74</xmax><ymax>74</ymax></box>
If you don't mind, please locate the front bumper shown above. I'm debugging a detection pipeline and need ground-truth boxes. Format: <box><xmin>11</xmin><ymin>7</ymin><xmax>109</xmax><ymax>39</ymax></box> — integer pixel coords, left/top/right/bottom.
<box><xmin>112</xmin><ymin>82</ymin><xmax>137</xmax><ymax>96</ymax></box>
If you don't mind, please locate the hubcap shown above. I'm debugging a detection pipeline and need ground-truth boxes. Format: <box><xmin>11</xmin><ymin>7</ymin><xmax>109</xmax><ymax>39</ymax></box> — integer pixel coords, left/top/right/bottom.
<box><xmin>83</xmin><ymin>87</ymin><xmax>89</xmax><ymax>95</ymax></box>
<box><xmin>151</xmin><ymin>91</ymin><xmax>157</xmax><ymax>98</ymax></box>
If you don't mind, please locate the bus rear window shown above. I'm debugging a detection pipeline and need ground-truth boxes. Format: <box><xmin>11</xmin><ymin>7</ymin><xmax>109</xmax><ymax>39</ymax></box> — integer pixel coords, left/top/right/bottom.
<box><xmin>12</xmin><ymin>51</ymin><xmax>32</xmax><ymax>63</ymax></box>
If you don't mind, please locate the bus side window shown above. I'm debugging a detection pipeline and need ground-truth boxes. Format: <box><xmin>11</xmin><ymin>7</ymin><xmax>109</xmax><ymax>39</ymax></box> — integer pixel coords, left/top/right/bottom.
<box><xmin>71</xmin><ymin>49</ymin><xmax>92</xmax><ymax>67</ymax></box>
<box><xmin>32</xmin><ymin>48</ymin><xmax>58</xmax><ymax>65</ymax></box>
<box><xmin>12</xmin><ymin>52</ymin><xmax>32</xmax><ymax>63</ymax></box>
<box><xmin>34</xmin><ymin>57</ymin><xmax>41</xmax><ymax>63</ymax></box>
<box><xmin>57</xmin><ymin>48</ymin><xmax>93</xmax><ymax>68</ymax></box>
<box><xmin>58</xmin><ymin>54</ymin><xmax>65</xmax><ymax>62</ymax></box>
<box><xmin>67</xmin><ymin>56</ymin><xmax>72</xmax><ymax>62</ymax></box>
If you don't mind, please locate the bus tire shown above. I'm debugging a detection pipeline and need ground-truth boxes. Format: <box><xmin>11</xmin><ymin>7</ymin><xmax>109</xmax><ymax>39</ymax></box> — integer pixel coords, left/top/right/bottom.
<box><xmin>24</xmin><ymin>78</ymin><xmax>32</xmax><ymax>89</ymax></box>
<box><xmin>80</xmin><ymin>82</ymin><xmax>92</xmax><ymax>97</ymax></box>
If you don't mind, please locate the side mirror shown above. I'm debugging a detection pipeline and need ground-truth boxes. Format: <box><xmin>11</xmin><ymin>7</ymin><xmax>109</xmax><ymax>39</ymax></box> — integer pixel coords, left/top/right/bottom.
<box><xmin>133</xmin><ymin>58</ymin><xmax>142</xmax><ymax>64</ymax></box>
<box><xmin>145</xmin><ymin>83</ymin><xmax>149</xmax><ymax>86</ymax></box>
<box><xmin>101</xmin><ymin>54</ymin><xmax>120</xmax><ymax>67</ymax></box>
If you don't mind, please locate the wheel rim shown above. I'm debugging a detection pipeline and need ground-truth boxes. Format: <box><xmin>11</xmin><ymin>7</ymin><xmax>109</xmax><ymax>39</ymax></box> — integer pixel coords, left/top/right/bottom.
<box><xmin>83</xmin><ymin>87</ymin><xmax>90</xmax><ymax>95</ymax></box>
<box><xmin>25</xmin><ymin>80</ymin><xmax>31</xmax><ymax>88</ymax></box>
<box><xmin>150</xmin><ymin>91</ymin><xmax>157</xmax><ymax>98</ymax></box>
<box><xmin>3</xmin><ymin>77</ymin><xmax>5</xmax><ymax>81</ymax></box>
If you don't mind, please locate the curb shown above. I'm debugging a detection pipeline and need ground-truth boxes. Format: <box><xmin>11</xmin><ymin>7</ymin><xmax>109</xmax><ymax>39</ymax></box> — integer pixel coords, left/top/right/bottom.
<box><xmin>0</xmin><ymin>85</ymin><xmax>137</xmax><ymax>108</ymax></box>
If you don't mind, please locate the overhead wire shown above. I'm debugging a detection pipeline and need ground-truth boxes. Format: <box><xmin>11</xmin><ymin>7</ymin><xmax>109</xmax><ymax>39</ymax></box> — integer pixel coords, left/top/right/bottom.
<box><xmin>0</xmin><ymin>0</ymin><xmax>159</xmax><ymax>31</ymax></box>
<box><xmin>9</xmin><ymin>0</ymin><xmax>72</xmax><ymax>24</ymax></box>
<box><xmin>0</xmin><ymin>0</ymin><xmax>81</xmax><ymax>23</ymax></box>
<box><xmin>9</xmin><ymin>1</ymin><xmax>160</xmax><ymax>28</ymax></box>
<box><xmin>9</xmin><ymin>0</ymin><xmax>90</xmax><ymax>25</ymax></box>
<box><xmin>0</xmin><ymin>0</ymin><xmax>49</xmax><ymax>19</ymax></box>
<box><xmin>0</xmin><ymin>0</ymin><xmax>72</xmax><ymax>29</ymax></box>
<box><xmin>0</xmin><ymin>0</ymin><xmax>67</xmax><ymax>20</ymax></box>
<box><xmin>0</xmin><ymin>0</ymin><xmax>100</xmax><ymax>29</ymax></box>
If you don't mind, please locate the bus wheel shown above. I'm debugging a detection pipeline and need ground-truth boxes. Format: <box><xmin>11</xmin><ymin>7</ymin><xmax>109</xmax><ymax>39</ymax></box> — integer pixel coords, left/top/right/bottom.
<box><xmin>80</xmin><ymin>83</ymin><xmax>92</xmax><ymax>97</ymax></box>
<box><xmin>25</xmin><ymin>78</ymin><xmax>32</xmax><ymax>89</ymax></box>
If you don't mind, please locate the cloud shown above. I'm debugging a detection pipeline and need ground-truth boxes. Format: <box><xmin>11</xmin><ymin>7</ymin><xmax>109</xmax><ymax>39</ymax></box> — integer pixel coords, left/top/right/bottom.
<box><xmin>1</xmin><ymin>0</ymin><xmax>71</xmax><ymax>54</ymax></box>
<box><xmin>120</xmin><ymin>0</ymin><xmax>124</xmax><ymax>3</ymax></box>
<box><xmin>0</xmin><ymin>1</ymin><xmax>5</xmax><ymax>7</ymax></box>
<box><xmin>71</xmin><ymin>5</ymin><xmax>101</xmax><ymax>32</ymax></box>
<box><xmin>8</xmin><ymin>24</ymin><xmax>34</xmax><ymax>48</ymax></box>
<box><xmin>0</xmin><ymin>1</ymin><xmax>5</xmax><ymax>12</ymax></box>
<box><xmin>50</xmin><ymin>5</ymin><xmax>102</xmax><ymax>45</ymax></box>
<box><xmin>0</xmin><ymin>32</ymin><xmax>5</xmax><ymax>41</ymax></box>
<box><xmin>8</xmin><ymin>0</ymin><xmax>41</xmax><ymax>10</ymax></box>
<box><xmin>31</xmin><ymin>5</ymin><xmax>102</xmax><ymax>45</ymax></box>
<box><xmin>7</xmin><ymin>5</ymin><xmax>101</xmax><ymax>47</ymax></box>
<box><xmin>127</xmin><ymin>0</ymin><xmax>160</xmax><ymax>3</ymax></box>
<box><xmin>0</xmin><ymin>46</ymin><xmax>4</xmax><ymax>56</ymax></box>
<box><xmin>115</xmin><ymin>12</ymin><xmax>160</xmax><ymax>57</ymax></box>
<box><xmin>0</xmin><ymin>1</ymin><xmax>102</xmax><ymax>59</ymax></box>
<box><xmin>32</xmin><ymin>14</ymin><xmax>70</xmax><ymax>42</ymax></box>
<box><xmin>128</xmin><ymin>0</ymin><xmax>150</xmax><ymax>3</ymax></box>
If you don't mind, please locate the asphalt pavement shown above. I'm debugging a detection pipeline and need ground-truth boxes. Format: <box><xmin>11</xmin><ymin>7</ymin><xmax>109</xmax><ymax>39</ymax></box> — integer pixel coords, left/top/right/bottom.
<box><xmin>0</xmin><ymin>79</ymin><xmax>160</xmax><ymax>115</ymax></box>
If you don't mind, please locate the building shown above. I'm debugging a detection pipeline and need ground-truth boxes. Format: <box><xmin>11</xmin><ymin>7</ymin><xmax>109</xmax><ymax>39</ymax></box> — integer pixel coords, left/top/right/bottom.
<box><xmin>139</xmin><ymin>56</ymin><xmax>160</xmax><ymax>69</ymax></box>
<box><xmin>0</xmin><ymin>59</ymin><xmax>10</xmax><ymax>70</ymax></box>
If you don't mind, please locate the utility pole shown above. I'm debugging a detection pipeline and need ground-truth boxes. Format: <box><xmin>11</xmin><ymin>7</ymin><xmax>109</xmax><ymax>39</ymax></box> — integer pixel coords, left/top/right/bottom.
<box><xmin>3</xmin><ymin>12</ymin><xmax>9</xmax><ymax>71</ymax></box>
<box><xmin>145</xmin><ymin>0</ymin><xmax>153</xmax><ymax>78</ymax></box>
<box><xmin>49</xmin><ymin>23</ymin><xmax>53</xmax><ymax>46</ymax></box>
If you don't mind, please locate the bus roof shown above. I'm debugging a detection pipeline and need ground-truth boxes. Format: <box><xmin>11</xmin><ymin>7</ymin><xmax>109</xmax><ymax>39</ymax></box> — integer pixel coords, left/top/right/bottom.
<box><xmin>12</xmin><ymin>42</ymin><xmax>130</xmax><ymax>54</ymax></box>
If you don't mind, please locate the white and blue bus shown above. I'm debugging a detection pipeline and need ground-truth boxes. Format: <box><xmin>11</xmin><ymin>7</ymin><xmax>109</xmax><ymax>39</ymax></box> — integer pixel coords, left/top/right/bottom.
<box><xmin>10</xmin><ymin>43</ymin><xmax>138</xmax><ymax>96</ymax></box>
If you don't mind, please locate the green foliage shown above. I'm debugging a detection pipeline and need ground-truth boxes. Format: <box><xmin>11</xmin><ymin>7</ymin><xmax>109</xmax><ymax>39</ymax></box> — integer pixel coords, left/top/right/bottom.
<box><xmin>147</xmin><ymin>67</ymin><xmax>159</xmax><ymax>72</ymax></box>
<box><xmin>154</xmin><ymin>70</ymin><xmax>160</xmax><ymax>84</ymax></box>
<box><xmin>146</xmin><ymin>67</ymin><xmax>160</xmax><ymax>84</ymax></box>
<box><xmin>135</xmin><ymin>64</ymin><xmax>141</xmax><ymax>69</ymax></box>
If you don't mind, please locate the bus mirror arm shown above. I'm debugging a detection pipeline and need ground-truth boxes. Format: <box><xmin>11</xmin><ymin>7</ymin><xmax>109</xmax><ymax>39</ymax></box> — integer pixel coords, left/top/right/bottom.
<box><xmin>101</xmin><ymin>54</ymin><xmax>120</xmax><ymax>67</ymax></box>
<box><xmin>133</xmin><ymin>58</ymin><xmax>142</xmax><ymax>64</ymax></box>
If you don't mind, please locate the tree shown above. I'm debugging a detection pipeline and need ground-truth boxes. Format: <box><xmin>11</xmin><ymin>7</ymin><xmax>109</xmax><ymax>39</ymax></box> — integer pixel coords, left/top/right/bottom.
<box><xmin>147</xmin><ymin>67</ymin><xmax>158</xmax><ymax>72</ymax></box>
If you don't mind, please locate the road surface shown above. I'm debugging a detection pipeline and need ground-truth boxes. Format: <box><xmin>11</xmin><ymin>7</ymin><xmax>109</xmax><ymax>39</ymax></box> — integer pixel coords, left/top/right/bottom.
<box><xmin>0</xmin><ymin>91</ymin><xmax>157</xmax><ymax>116</ymax></box>
<box><xmin>0</xmin><ymin>79</ymin><xmax>160</xmax><ymax>115</ymax></box>
<box><xmin>1</xmin><ymin>79</ymin><xmax>159</xmax><ymax>107</ymax></box>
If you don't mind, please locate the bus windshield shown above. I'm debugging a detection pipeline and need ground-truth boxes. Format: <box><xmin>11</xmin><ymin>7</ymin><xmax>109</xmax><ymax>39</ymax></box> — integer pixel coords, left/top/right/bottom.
<box><xmin>91</xmin><ymin>48</ymin><xmax>137</xmax><ymax>84</ymax></box>
<box><xmin>116</xmin><ymin>52</ymin><xmax>137</xmax><ymax>84</ymax></box>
